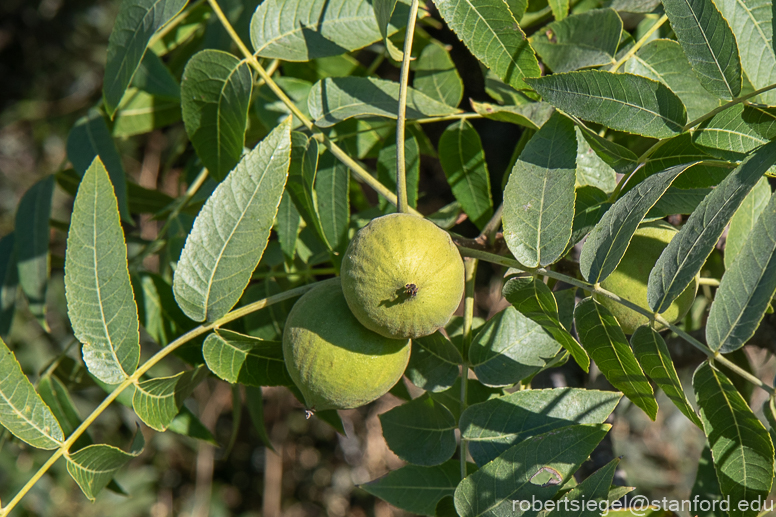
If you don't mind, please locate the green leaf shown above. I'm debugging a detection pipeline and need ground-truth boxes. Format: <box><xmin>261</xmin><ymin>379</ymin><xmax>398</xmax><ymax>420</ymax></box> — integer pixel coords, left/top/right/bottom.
<box><xmin>527</xmin><ymin>71</ymin><xmax>687</xmax><ymax>139</ymax></box>
<box><xmin>0</xmin><ymin>336</ymin><xmax>64</xmax><ymax>449</ymax></box>
<box><xmin>661</xmin><ymin>0</ymin><xmax>742</xmax><ymax>99</ymax></box>
<box><xmin>438</xmin><ymin>120</ymin><xmax>493</xmax><ymax>229</ymax></box>
<box><xmin>308</xmin><ymin>77</ymin><xmax>461</xmax><ymax>128</ymax></box>
<box><xmin>67</xmin><ymin>431</ymin><xmax>145</xmax><ymax>502</ymax></box>
<box><xmin>631</xmin><ymin>325</ymin><xmax>702</xmax><ymax>427</ymax></box>
<box><xmin>468</xmin><ymin>306</ymin><xmax>562</xmax><ymax>387</ymax></box>
<box><xmin>180</xmin><ymin>50</ymin><xmax>253</xmax><ymax>182</ymax></box>
<box><xmin>133</xmin><ymin>272</ymin><xmax>193</xmax><ymax>348</ymax></box>
<box><xmin>254</xmin><ymin>76</ymin><xmax>312</xmax><ymax>131</ymax></box>
<box><xmin>725</xmin><ymin>177</ymin><xmax>771</xmax><ymax>268</ymax></box>
<box><xmin>693</xmin><ymin>104</ymin><xmax>776</xmax><ymax>160</ymax></box>
<box><xmin>38</xmin><ymin>375</ymin><xmax>94</xmax><ymax>451</ymax></box>
<box><xmin>65</xmin><ymin>157</ymin><xmax>140</xmax><ymax>384</ymax></box>
<box><xmin>315</xmin><ymin>152</ymin><xmax>350</xmax><ymax>251</ymax></box>
<box><xmin>131</xmin><ymin>50</ymin><xmax>180</xmax><ymax>100</ymax></box>
<box><xmin>433</xmin><ymin>0</ymin><xmax>541</xmax><ymax>92</ymax></box>
<box><xmin>575</xmin><ymin>128</ymin><xmax>616</xmax><ymax>193</ymax></box>
<box><xmin>624</xmin><ymin>39</ymin><xmax>722</xmax><ymax>121</ymax></box>
<box><xmin>648</xmin><ymin>140</ymin><xmax>776</xmax><ymax>313</ymax></box>
<box><xmin>103</xmin><ymin>0</ymin><xmax>188</xmax><ymax>116</ymax></box>
<box><xmin>502</xmin><ymin>112</ymin><xmax>577</xmax><ymax>267</ymax></box>
<box><xmin>14</xmin><ymin>175</ymin><xmax>54</xmax><ymax>329</ymax></box>
<box><xmin>362</xmin><ymin>460</ymin><xmax>469</xmax><ymax>516</ymax></box>
<box><xmin>502</xmin><ymin>276</ymin><xmax>589</xmax><ymax>372</ymax></box>
<box><xmin>580</xmin><ymin>162</ymin><xmax>693</xmax><ymax>284</ymax></box>
<box><xmin>406</xmin><ymin>332</ymin><xmax>462</xmax><ymax>393</ymax></box>
<box><xmin>0</xmin><ymin>234</ymin><xmax>17</xmax><ymax>338</ymax></box>
<box><xmin>379</xmin><ymin>394</ymin><xmax>457</xmax><ymax>466</ymax></box>
<box><xmin>374</xmin><ymin>0</ymin><xmax>403</xmax><ymax>60</ymax></box>
<box><xmin>575</xmin><ymin>121</ymin><xmax>638</xmax><ymax>175</ymax></box>
<box><xmin>454</xmin><ymin>425</ymin><xmax>610</xmax><ymax>517</ymax></box>
<box><xmin>286</xmin><ymin>133</ymin><xmax>328</xmax><ymax>246</ymax></box>
<box><xmin>459</xmin><ymin>387</ymin><xmax>620</xmax><ymax>466</ymax></box>
<box><xmin>549</xmin><ymin>459</ymin><xmax>620</xmax><ymax>517</ymax></box>
<box><xmin>715</xmin><ymin>0</ymin><xmax>776</xmax><ymax>104</ymax></box>
<box><xmin>132</xmin><ymin>366</ymin><xmax>208</xmax><ymax>432</ymax></box>
<box><xmin>203</xmin><ymin>329</ymin><xmax>293</xmax><ymax>387</ymax></box>
<box><xmin>376</xmin><ymin>133</ymin><xmax>420</xmax><ymax>212</ymax></box>
<box><xmin>549</xmin><ymin>0</ymin><xmax>570</xmax><ymax>20</ymax></box>
<box><xmin>693</xmin><ymin>362</ymin><xmax>774</xmax><ymax>517</ymax></box>
<box><xmin>607</xmin><ymin>0</ymin><xmax>660</xmax><ymax>12</ymax></box>
<box><xmin>647</xmin><ymin>187</ymin><xmax>712</xmax><ymax>218</ymax></box>
<box><xmin>245</xmin><ymin>386</ymin><xmax>274</xmax><ymax>451</ymax></box>
<box><xmin>574</xmin><ymin>298</ymin><xmax>657</xmax><ymax>419</ymax></box>
<box><xmin>531</xmin><ymin>9</ymin><xmax>621</xmax><ymax>73</ymax></box>
<box><xmin>706</xmin><ymin>191</ymin><xmax>776</xmax><ymax>353</ymax></box>
<box><xmin>167</xmin><ymin>406</ymin><xmax>218</xmax><ymax>445</ymax></box>
<box><xmin>430</xmin><ymin>378</ymin><xmax>502</xmax><ymax>424</ymax></box>
<box><xmin>66</xmin><ymin>109</ymin><xmax>131</xmax><ymax>221</ymax></box>
<box><xmin>470</xmin><ymin>100</ymin><xmax>554</xmax><ymax>130</ymax></box>
<box><xmin>414</xmin><ymin>41</ymin><xmax>463</xmax><ymax>108</ymax></box>
<box><xmin>690</xmin><ymin>444</ymin><xmax>724</xmax><ymax>517</ymax></box>
<box><xmin>112</xmin><ymin>89</ymin><xmax>181</xmax><ymax>138</ymax></box>
<box><xmin>173</xmin><ymin>119</ymin><xmax>292</xmax><ymax>322</ymax></box>
<box><xmin>276</xmin><ymin>192</ymin><xmax>300</xmax><ymax>263</ymax></box>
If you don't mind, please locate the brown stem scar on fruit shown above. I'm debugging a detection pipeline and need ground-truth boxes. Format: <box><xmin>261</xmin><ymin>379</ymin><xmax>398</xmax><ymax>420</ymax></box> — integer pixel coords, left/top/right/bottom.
<box><xmin>404</xmin><ymin>283</ymin><xmax>418</xmax><ymax>297</ymax></box>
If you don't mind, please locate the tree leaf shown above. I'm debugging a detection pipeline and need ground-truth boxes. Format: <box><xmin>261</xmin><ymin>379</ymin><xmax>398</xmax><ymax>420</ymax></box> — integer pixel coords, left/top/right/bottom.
<box><xmin>362</xmin><ymin>460</ymin><xmax>468</xmax><ymax>516</ymax></box>
<box><xmin>549</xmin><ymin>459</ymin><xmax>620</xmax><ymax>517</ymax></box>
<box><xmin>38</xmin><ymin>375</ymin><xmax>94</xmax><ymax>452</ymax></box>
<box><xmin>631</xmin><ymin>325</ymin><xmax>702</xmax><ymax>427</ymax></box>
<box><xmin>131</xmin><ymin>50</ymin><xmax>180</xmax><ymax>100</ymax></box>
<box><xmin>690</xmin><ymin>444</ymin><xmax>724</xmax><ymax>517</ymax></box>
<box><xmin>693</xmin><ymin>104</ymin><xmax>776</xmax><ymax>160</ymax></box>
<box><xmin>180</xmin><ymin>49</ymin><xmax>253</xmax><ymax>182</ymax></box>
<box><xmin>308</xmin><ymin>77</ymin><xmax>461</xmax><ymax>128</ymax></box>
<box><xmin>531</xmin><ymin>9</ymin><xmax>621</xmax><ymax>73</ymax></box>
<box><xmin>173</xmin><ymin>119</ymin><xmax>292</xmax><ymax>322</ymax></box>
<box><xmin>276</xmin><ymin>191</ymin><xmax>300</xmax><ymax>263</ymax></box>
<box><xmin>65</xmin><ymin>157</ymin><xmax>140</xmax><ymax>385</ymax></box>
<box><xmin>66</xmin><ymin>109</ymin><xmax>131</xmax><ymax>221</ymax></box>
<box><xmin>647</xmin><ymin>140</ymin><xmax>776</xmax><ymax>313</ymax></box>
<box><xmin>527</xmin><ymin>71</ymin><xmax>687</xmax><ymax>139</ymax></box>
<box><xmin>132</xmin><ymin>366</ymin><xmax>208</xmax><ymax>432</ymax></box>
<box><xmin>67</xmin><ymin>430</ymin><xmax>145</xmax><ymax>502</ymax></box>
<box><xmin>103</xmin><ymin>0</ymin><xmax>188</xmax><ymax>116</ymax></box>
<box><xmin>0</xmin><ymin>336</ymin><xmax>63</xmax><ymax>449</ymax></box>
<box><xmin>470</xmin><ymin>100</ymin><xmax>555</xmax><ymax>130</ymax></box>
<box><xmin>502</xmin><ymin>112</ymin><xmax>577</xmax><ymax>267</ymax></box>
<box><xmin>245</xmin><ymin>385</ymin><xmax>274</xmax><ymax>451</ymax></box>
<box><xmin>286</xmin><ymin>133</ymin><xmax>328</xmax><ymax>246</ymax></box>
<box><xmin>0</xmin><ymin>234</ymin><xmax>17</xmax><ymax>338</ymax></box>
<box><xmin>459</xmin><ymin>387</ymin><xmax>620</xmax><ymax>466</ymax></box>
<box><xmin>502</xmin><ymin>276</ymin><xmax>590</xmax><ymax>372</ymax></box>
<box><xmin>574</xmin><ymin>298</ymin><xmax>657</xmax><ymax>419</ymax></box>
<box><xmin>414</xmin><ymin>41</ymin><xmax>463</xmax><ymax>108</ymax></box>
<box><xmin>575</xmin><ymin>127</ymin><xmax>616</xmax><ymax>193</ymax></box>
<box><xmin>715</xmin><ymin>0</ymin><xmax>776</xmax><ymax>105</ymax></box>
<box><xmin>203</xmin><ymin>329</ymin><xmax>293</xmax><ymax>387</ymax></box>
<box><xmin>575</xmin><ymin>121</ymin><xmax>638</xmax><ymax>175</ymax></box>
<box><xmin>315</xmin><ymin>152</ymin><xmax>350</xmax><ymax>252</ymax></box>
<box><xmin>406</xmin><ymin>332</ymin><xmax>462</xmax><ymax>393</ymax></box>
<box><xmin>14</xmin><ymin>175</ymin><xmax>54</xmax><ymax>330</ymax></box>
<box><xmin>379</xmin><ymin>394</ymin><xmax>457</xmax><ymax>466</ymax></box>
<box><xmin>454</xmin><ymin>425</ymin><xmax>610</xmax><ymax>517</ymax></box>
<box><xmin>580</xmin><ymin>162</ymin><xmax>694</xmax><ymax>284</ymax></box>
<box><xmin>112</xmin><ymin>89</ymin><xmax>182</xmax><ymax>138</ymax></box>
<box><xmin>624</xmin><ymin>39</ymin><xmax>722</xmax><ymax>121</ymax></box>
<box><xmin>549</xmin><ymin>0</ymin><xmax>570</xmax><ymax>20</ymax></box>
<box><xmin>693</xmin><ymin>361</ymin><xmax>774</xmax><ymax>517</ymax></box>
<box><xmin>133</xmin><ymin>272</ymin><xmax>193</xmax><ymax>348</ymax></box>
<box><xmin>468</xmin><ymin>306</ymin><xmax>562</xmax><ymax>387</ymax></box>
<box><xmin>374</xmin><ymin>0</ymin><xmax>404</xmax><ymax>61</ymax></box>
<box><xmin>376</xmin><ymin>132</ymin><xmax>420</xmax><ymax>212</ymax></box>
<box><xmin>433</xmin><ymin>0</ymin><xmax>541</xmax><ymax>92</ymax></box>
<box><xmin>725</xmin><ymin>177</ymin><xmax>771</xmax><ymax>268</ymax></box>
<box><xmin>438</xmin><ymin>120</ymin><xmax>493</xmax><ymax>230</ymax></box>
<box><xmin>661</xmin><ymin>0</ymin><xmax>742</xmax><ymax>99</ymax></box>
<box><xmin>706</xmin><ymin>191</ymin><xmax>776</xmax><ymax>354</ymax></box>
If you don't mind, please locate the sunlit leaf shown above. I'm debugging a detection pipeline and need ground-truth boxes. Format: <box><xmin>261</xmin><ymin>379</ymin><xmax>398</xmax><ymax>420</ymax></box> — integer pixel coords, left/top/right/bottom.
<box><xmin>470</xmin><ymin>100</ymin><xmax>554</xmax><ymax>130</ymax></box>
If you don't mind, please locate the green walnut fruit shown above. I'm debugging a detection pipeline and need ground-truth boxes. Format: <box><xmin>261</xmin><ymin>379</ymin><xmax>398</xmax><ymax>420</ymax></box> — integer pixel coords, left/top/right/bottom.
<box><xmin>341</xmin><ymin>213</ymin><xmax>465</xmax><ymax>339</ymax></box>
<box><xmin>594</xmin><ymin>220</ymin><xmax>698</xmax><ymax>334</ymax></box>
<box><xmin>282</xmin><ymin>279</ymin><xmax>410</xmax><ymax>411</ymax></box>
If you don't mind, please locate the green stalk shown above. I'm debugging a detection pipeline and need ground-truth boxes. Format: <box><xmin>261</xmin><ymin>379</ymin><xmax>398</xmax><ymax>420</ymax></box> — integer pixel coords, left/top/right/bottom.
<box><xmin>396</xmin><ymin>0</ymin><xmax>420</xmax><ymax>214</ymax></box>
<box><xmin>460</xmin><ymin>258</ymin><xmax>477</xmax><ymax>480</ymax></box>
<box><xmin>609</xmin><ymin>15</ymin><xmax>668</xmax><ymax>73</ymax></box>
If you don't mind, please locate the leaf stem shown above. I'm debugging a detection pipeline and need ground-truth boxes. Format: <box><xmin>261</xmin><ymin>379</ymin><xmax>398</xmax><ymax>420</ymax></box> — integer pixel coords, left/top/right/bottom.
<box><xmin>205</xmin><ymin>0</ymin><xmax>421</xmax><ymax>216</ymax></box>
<box><xmin>480</xmin><ymin>203</ymin><xmax>503</xmax><ymax>246</ymax></box>
<box><xmin>0</xmin><ymin>280</ymin><xmax>330</xmax><ymax>516</ymax></box>
<box><xmin>697</xmin><ymin>277</ymin><xmax>720</xmax><ymax>286</ymax></box>
<box><xmin>460</xmin><ymin>258</ymin><xmax>477</xmax><ymax>480</ymax></box>
<box><xmin>609</xmin><ymin>15</ymin><xmax>668</xmax><ymax>73</ymax></box>
<box><xmin>396</xmin><ymin>0</ymin><xmax>420</xmax><ymax>214</ymax></box>
<box><xmin>682</xmin><ymin>82</ymin><xmax>776</xmax><ymax>131</ymax></box>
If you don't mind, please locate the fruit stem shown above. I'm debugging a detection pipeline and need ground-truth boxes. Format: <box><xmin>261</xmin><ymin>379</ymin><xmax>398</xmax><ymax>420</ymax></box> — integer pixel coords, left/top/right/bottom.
<box><xmin>395</xmin><ymin>0</ymin><xmax>420</xmax><ymax>214</ymax></box>
<box><xmin>460</xmin><ymin>258</ymin><xmax>478</xmax><ymax>479</ymax></box>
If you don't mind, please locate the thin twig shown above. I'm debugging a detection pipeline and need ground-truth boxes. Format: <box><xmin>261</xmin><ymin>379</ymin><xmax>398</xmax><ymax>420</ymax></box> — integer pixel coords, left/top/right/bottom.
<box><xmin>460</xmin><ymin>258</ymin><xmax>477</xmax><ymax>480</ymax></box>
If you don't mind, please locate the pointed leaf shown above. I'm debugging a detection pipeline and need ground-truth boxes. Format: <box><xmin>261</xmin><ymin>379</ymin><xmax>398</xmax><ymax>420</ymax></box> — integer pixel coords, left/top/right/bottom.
<box><xmin>575</xmin><ymin>121</ymin><xmax>638</xmax><ymax>175</ymax></box>
<box><xmin>580</xmin><ymin>163</ymin><xmax>694</xmax><ymax>283</ymax></box>
<box><xmin>375</xmin><ymin>0</ymin><xmax>404</xmax><ymax>61</ymax></box>
<box><xmin>181</xmin><ymin>49</ymin><xmax>253</xmax><ymax>182</ymax></box>
<box><xmin>38</xmin><ymin>375</ymin><xmax>94</xmax><ymax>452</ymax></box>
<box><xmin>631</xmin><ymin>325</ymin><xmax>702</xmax><ymax>427</ymax></box>
<box><xmin>406</xmin><ymin>332</ymin><xmax>462</xmax><ymax>393</ymax></box>
<box><xmin>574</xmin><ymin>298</ymin><xmax>657</xmax><ymax>419</ymax></box>
<box><xmin>65</xmin><ymin>158</ymin><xmax>140</xmax><ymax>384</ymax></box>
<box><xmin>693</xmin><ymin>362</ymin><xmax>774</xmax><ymax>517</ymax></box>
<box><xmin>527</xmin><ymin>71</ymin><xmax>687</xmax><ymax>139</ymax></box>
<box><xmin>503</xmin><ymin>112</ymin><xmax>577</xmax><ymax>267</ymax></box>
<box><xmin>454</xmin><ymin>425</ymin><xmax>611</xmax><ymax>517</ymax></box>
<box><xmin>648</xmin><ymin>140</ymin><xmax>776</xmax><ymax>313</ymax></box>
<box><xmin>245</xmin><ymin>386</ymin><xmax>274</xmax><ymax>451</ymax></box>
<box><xmin>690</xmin><ymin>444</ymin><xmax>724</xmax><ymax>517</ymax></box>
<box><xmin>203</xmin><ymin>329</ymin><xmax>293</xmax><ymax>387</ymax></box>
<box><xmin>470</xmin><ymin>100</ymin><xmax>555</xmax><ymax>130</ymax></box>
<box><xmin>276</xmin><ymin>192</ymin><xmax>300</xmax><ymax>262</ymax></box>
<box><xmin>433</xmin><ymin>0</ymin><xmax>541</xmax><ymax>91</ymax></box>
<box><xmin>575</xmin><ymin>127</ymin><xmax>616</xmax><ymax>193</ymax></box>
<box><xmin>661</xmin><ymin>0</ymin><xmax>742</xmax><ymax>99</ymax></box>
<box><xmin>379</xmin><ymin>394</ymin><xmax>457</xmax><ymax>466</ymax></box>
<box><xmin>549</xmin><ymin>0</ymin><xmax>570</xmax><ymax>20</ymax></box>
<box><xmin>131</xmin><ymin>50</ymin><xmax>180</xmax><ymax>100</ymax></box>
<box><xmin>134</xmin><ymin>272</ymin><xmax>193</xmax><ymax>348</ymax></box>
<box><xmin>132</xmin><ymin>366</ymin><xmax>208</xmax><ymax>432</ymax></box>
<box><xmin>459</xmin><ymin>387</ymin><xmax>620</xmax><ymax>466</ymax></box>
<box><xmin>725</xmin><ymin>177</ymin><xmax>771</xmax><ymax>268</ymax></box>
<box><xmin>438</xmin><ymin>120</ymin><xmax>493</xmax><ymax>230</ymax></box>
<box><xmin>414</xmin><ymin>41</ymin><xmax>463</xmax><ymax>108</ymax></box>
<box><xmin>549</xmin><ymin>459</ymin><xmax>620</xmax><ymax>517</ymax></box>
<box><xmin>112</xmin><ymin>89</ymin><xmax>182</xmax><ymax>138</ymax></box>
<box><xmin>315</xmin><ymin>152</ymin><xmax>350</xmax><ymax>251</ymax></box>
<box><xmin>67</xmin><ymin>431</ymin><xmax>145</xmax><ymax>501</ymax></box>
<box><xmin>0</xmin><ymin>234</ymin><xmax>17</xmax><ymax>338</ymax></box>
<box><xmin>429</xmin><ymin>378</ymin><xmax>503</xmax><ymax>424</ymax></box>
<box><xmin>693</xmin><ymin>104</ymin><xmax>776</xmax><ymax>159</ymax></box>
<box><xmin>103</xmin><ymin>0</ymin><xmax>188</xmax><ymax>116</ymax></box>
<box><xmin>285</xmin><ymin>133</ymin><xmax>327</xmax><ymax>245</ymax></box>
<box><xmin>308</xmin><ymin>77</ymin><xmax>461</xmax><ymax>128</ymax></box>
<box><xmin>377</xmin><ymin>133</ymin><xmax>420</xmax><ymax>212</ymax></box>
<box><xmin>0</xmin><ymin>336</ymin><xmax>63</xmax><ymax>449</ymax></box>
<box><xmin>706</xmin><ymin>191</ymin><xmax>776</xmax><ymax>353</ymax></box>
<box><xmin>173</xmin><ymin>119</ymin><xmax>292</xmax><ymax>322</ymax></box>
